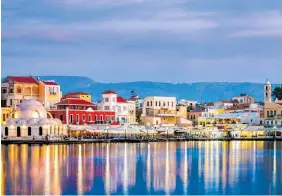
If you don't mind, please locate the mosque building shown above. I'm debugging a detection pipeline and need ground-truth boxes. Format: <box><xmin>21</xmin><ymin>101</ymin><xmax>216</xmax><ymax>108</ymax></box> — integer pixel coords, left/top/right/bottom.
<box><xmin>1</xmin><ymin>99</ymin><xmax>67</xmax><ymax>138</ymax></box>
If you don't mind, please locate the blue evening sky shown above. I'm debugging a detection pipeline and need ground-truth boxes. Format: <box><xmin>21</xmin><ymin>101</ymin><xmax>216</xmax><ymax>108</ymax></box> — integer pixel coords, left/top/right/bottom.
<box><xmin>2</xmin><ymin>0</ymin><xmax>282</xmax><ymax>83</ymax></box>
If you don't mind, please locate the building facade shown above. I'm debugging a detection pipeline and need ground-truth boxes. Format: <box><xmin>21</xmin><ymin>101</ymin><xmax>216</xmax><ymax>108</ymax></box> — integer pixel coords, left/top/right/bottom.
<box><xmin>49</xmin><ymin>98</ymin><xmax>115</xmax><ymax>125</ymax></box>
<box><xmin>98</xmin><ymin>90</ymin><xmax>134</xmax><ymax>124</ymax></box>
<box><xmin>141</xmin><ymin>96</ymin><xmax>177</xmax><ymax>125</ymax></box>
<box><xmin>62</xmin><ymin>92</ymin><xmax>91</xmax><ymax>102</ymax></box>
<box><xmin>232</xmin><ymin>94</ymin><xmax>255</xmax><ymax>104</ymax></box>
<box><xmin>1</xmin><ymin>76</ymin><xmax>61</xmax><ymax>109</ymax></box>
<box><xmin>38</xmin><ymin>80</ymin><xmax>61</xmax><ymax>109</ymax></box>
<box><xmin>1</xmin><ymin>99</ymin><xmax>67</xmax><ymax>138</ymax></box>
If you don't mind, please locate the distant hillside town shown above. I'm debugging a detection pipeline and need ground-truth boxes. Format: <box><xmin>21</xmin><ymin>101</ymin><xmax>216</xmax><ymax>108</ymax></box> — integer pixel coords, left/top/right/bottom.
<box><xmin>1</xmin><ymin>76</ymin><xmax>282</xmax><ymax>139</ymax></box>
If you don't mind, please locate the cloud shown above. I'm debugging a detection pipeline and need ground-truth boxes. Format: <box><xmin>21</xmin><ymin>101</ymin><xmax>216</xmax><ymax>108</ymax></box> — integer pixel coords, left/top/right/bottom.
<box><xmin>230</xmin><ymin>11</ymin><xmax>282</xmax><ymax>37</ymax></box>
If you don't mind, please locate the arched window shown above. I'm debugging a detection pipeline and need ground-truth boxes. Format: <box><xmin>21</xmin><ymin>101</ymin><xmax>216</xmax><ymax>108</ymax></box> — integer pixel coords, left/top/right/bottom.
<box><xmin>5</xmin><ymin>127</ymin><xmax>8</xmax><ymax>136</ymax></box>
<box><xmin>17</xmin><ymin>126</ymin><xmax>21</xmax><ymax>137</ymax></box>
<box><xmin>267</xmin><ymin>111</ymin><xmax>270</xmax><ymax>117</ymax></box>
<box><xmin>28</xmin><ymin>127</ymin><xmax>32</xmax><ymax>136</ymax></box>
<box><xmin>39</xmin><ymin>127</ymin><xmax>43</xmax><ymax>136</ymax></box>
<box><xmin>88</xmin><ymin>115</ymin><xmax>92</xmax><ymax>122</ymax></box>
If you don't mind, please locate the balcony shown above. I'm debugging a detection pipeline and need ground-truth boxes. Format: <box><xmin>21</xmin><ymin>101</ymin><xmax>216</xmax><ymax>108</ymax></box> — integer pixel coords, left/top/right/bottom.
<box><xmin>49</xmin><ymin>92</ymin><xmax>57</xmax><ymax>95</ymax></box>
<box><xmin>266</xmin><ymin>114</ymin><xmax>282</xmax><ymax>120</ymax></box>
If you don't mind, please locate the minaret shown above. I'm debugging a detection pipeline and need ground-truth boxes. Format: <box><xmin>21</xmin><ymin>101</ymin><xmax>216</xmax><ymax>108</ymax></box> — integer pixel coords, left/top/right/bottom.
<box><xmin>264</xmin><ymin>79</ymin><xmax>272</xmax><ymax>103</ymax></box>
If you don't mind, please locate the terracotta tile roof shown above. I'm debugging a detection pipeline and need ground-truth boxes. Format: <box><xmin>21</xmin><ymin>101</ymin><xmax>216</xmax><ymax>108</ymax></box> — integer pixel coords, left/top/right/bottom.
<box><xmin>64</xmin><ymin>92</ymin><xmax>90</xmax><ymax>96</ymax></box>
<box><xmin>7</xmin><ymin>76</ymin><xmax>38</xmax><ymax>84</ymax></box>
<box><xmin>42</xmin><ymin>81</ymin><xmax>58</xmax><ymax>85</ymax></box>
<box><xmin>226</xmin><ymin>104</ymin><xmax>249</xmax><ymax>111</ymax></box>
<box><xmin>220</xmin><ymin>100</ymin><xmax>233</xmax><ymax>104</ymax></box>
<box><xmin>102</xmin><ymin>90</ymin><xmax>117</xmax><ymax>94</ymax></box>
<box><xmin>117</xmin><ymin>96</ymin><xmax>127</xmax><ymax>103</ymax></box>
<box><xmin>55</xmin><ymin>99</ymin><xmax>95</xmax><ymax>106</ymax></box>
<box><xmin>206</xmin><ymin>102</ymin><xmax>214</xmax><ymax>106</ymax></box>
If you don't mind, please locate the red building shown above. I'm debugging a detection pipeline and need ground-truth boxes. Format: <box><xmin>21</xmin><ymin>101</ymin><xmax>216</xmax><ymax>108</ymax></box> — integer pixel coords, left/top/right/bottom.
<box><xmin>49</xmin><ymin>98</ymin><xmax>116</xmax><ymax>125</ymax></box>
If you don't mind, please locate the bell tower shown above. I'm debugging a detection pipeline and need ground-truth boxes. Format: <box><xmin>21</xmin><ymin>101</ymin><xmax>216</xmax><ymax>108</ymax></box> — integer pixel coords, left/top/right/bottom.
<box><xmin>264</xmin><ymin>79</ymin><xmax>272</xmax><ymax>103</ymax></box>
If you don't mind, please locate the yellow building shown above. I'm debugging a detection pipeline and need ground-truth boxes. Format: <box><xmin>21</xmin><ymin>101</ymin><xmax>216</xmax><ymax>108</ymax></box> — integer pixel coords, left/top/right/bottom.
<box><xmin>62</xmin><ymin>92</ymin><xmax>91</xmax><ymax>102</ymax></box>
<box><xmin>1</xmin><ymin>76</ymin><xmax>39</xmax><ymax>107</ymax></box>
<box><xmin>127</xmin><ymin>100</ymin><xmax>137</xmax><ymax>124</ymax></box>
<box><xmin>1</xmin><ymin>107</ymin><xmax>13</xmax><ymax>125</ymax></box>
<box><xmin>176</xmin><ymin>105</ymin><xmax>188</xmax><ymax>118</ymax></box>
<box><xmin>141</xmin><ymin>96</ymin><xmax>176</xmax><ymax>125</ymax></box>
<box><xmin>264</xmin><ymin>101</ymin><xmax>282</xmax><ymax>127</ymax></box>
<box><xmin>38</xmin><ymin>81</ymin><xmax>61</xmax><ymax>109</ymax></box>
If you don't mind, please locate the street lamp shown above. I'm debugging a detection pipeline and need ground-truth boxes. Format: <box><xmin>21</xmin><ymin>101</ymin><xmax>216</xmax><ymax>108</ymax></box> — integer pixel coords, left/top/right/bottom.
<box><xmin>273</xmin><ymin>126</ymin><xmax>277</xmax><ymax>138</ymax></box>
<box><xmin>106</xmin><ymin>126</ymin><xmax>109</xmax><ymax>139</ymax></box>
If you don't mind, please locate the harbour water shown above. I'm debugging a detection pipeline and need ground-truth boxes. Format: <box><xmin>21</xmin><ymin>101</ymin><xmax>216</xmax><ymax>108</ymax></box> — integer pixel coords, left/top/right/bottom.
<box><xmin>1</xmin><ymin>141</ymin><xmax>282</xmax><ymax>195</ymax></box>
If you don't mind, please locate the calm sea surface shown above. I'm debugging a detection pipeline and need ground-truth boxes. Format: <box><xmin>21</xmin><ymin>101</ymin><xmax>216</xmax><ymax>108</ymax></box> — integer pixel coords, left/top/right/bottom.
<box><xmin>1</xmin><ymin>141</ymin><xmax>282</xmax><ymax>195</ymax></box>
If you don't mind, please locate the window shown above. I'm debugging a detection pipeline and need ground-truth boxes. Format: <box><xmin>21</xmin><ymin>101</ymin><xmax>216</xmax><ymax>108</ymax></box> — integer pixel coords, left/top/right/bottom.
<box><xmin>70</xmin><ymin>115</ymin><xmax>73</xmax><ymax>123</ymax></box>
<box><xmin>88</xmin><ymin>115</ymin><xmax>92</xmax><ymax>121</ymax></box>
<box><xmin>9</xmin><ymin>89</ymin><xmax>13</xmax><ymax>93</ymax></box>
<box><xmin>60</xmin><ymin>115</ymin><xmax>63</xmax><ymax>121</ymax></box>
<box><xmin>112</xmin><ymin>116</ymin><xmax>115</xmax><ymax>121</ymax></box>
<box><xmin>76</xmin><ymin>114</ymin><xmax>79</xmax><ymax>122</ymax></box>
<box><xmin>274</xmin><ymin>111</ymin><xmax>277</xmax><ymax>116</ymax></box>
<box><xmin>266</xmin><ymin>86</ymin><xmax>268</xmax><ymax>91</ymax></box>
<box><xmin>17</xmin><ymin>88</ymin><xmax>21</xmax><ymax>93</ymax></box>
<box><xmin>100</xmin><ymin>115</ymin><xmax>103</xmax><ymax>121</ymax></box>
<box><xmin>39</xmin><ymin>127</ymin><xmax>43</xmax><ymax>136</ymax></box>
<box><xmin>168</xmin><ymin>102</ymin><xmax>169</xmax><ymax>107</ymax></box>
<box><xmin>123</xmin><ymin>106</ymin><xmax>127</xmax><ymax>111</ymax></box>
<box><xmin>82</xmin><ymin>114</ymin><xmax>85</xmax><ymax>121</ymax></box>
<box><xmin>147</xmin><ymin>101</ymin><xmax>149</xmax><ymax>106</ymax></box>
<box><xmin>95</xmin><ymin>115</ymin><xmax>97</xmax><ymax>121</ymax></box>
<box><xmin>2</xmin><ymin>114</ymin><xmax>5</xmax><ymax>122</ymax></box>
<box><xmin>2</xmin><ymin>89</ymin><xmax>7</xmax><ymax>93</ymax></box>
<box><xmin>267</xmin><ymin>111</ymin><xmax>270</xmax><ymax>117</ymax></box>
<box><xmin>10</xmin><ymin>99</ymin><xmax>13</xmax><ymax>106</ymax></box>
<box><xmin>163</xmin><ymin>102</ymin><xmax>166</xmax><ymax>107</ymax></box>
<box><xmin>171</xmin><ymin>102</ymin><xmax>174</xmax><ymax>107</ymax></box>
<box><xmin>150</xmin><ymin>101</ymin><xmax>153</xmax><ymax>106</ymax></box>
<box><xmin>5</xmin><ymin>127</ymin><xmax>8</xmax><ymax>136</ymax></box>
<box><xmin>155</xmin><ymin>101</ymin><xmax>157</xmax><ymax>106</ymax></box>
<box><xmin>17</xmin><ymin>127</ymin><xmax>21</xmax><ymax>137</ymax></box>
<box><xmin>106</xmin><ymin>115</ymin><xmax>108</xmax><ymax>121</ymax></box>
<box><xmin>105</xmin><ymin>98</ymin><xmax>109</xmax><ymax>102</ymax></box>
<box><xmin>104</xmin><ymin>106</ymin><xmax>110</xmax><ymax>110</ymax></box>
<box><xmin>28</xmin><ymin>127</ymin><xmax>31</xmax><ymax>136</ymax></box>
<box><xmin>159</xmin><ymin>101</ymin><xmax>161</xmax><ymax>106</ymax></box>
<box><xmin>112</xmin><ymin>97</ymin><xmax>116</xmax><ymax>102</ymax></box>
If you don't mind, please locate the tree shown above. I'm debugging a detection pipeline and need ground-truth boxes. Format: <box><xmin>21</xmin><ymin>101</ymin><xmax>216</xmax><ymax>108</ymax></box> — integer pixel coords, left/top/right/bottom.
<box><xmin>272</xmin><ymin>86</ymin><xmax>282</xmax><ymax>100</ymax></box>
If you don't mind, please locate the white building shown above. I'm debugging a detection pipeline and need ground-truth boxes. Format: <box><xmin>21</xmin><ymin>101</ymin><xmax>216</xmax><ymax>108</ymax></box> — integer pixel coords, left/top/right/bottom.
<box><xmin>232</xmin><ymin>94</ymin><xmax>254</xmax><ymax>104</ymax></box>
<box><xmin>1</xmin><ymin>99</ymin><xmax>67</xmax><ymax>138</ymax></box>
<box><xmin>98</xmin><ymin>90</ymin><xmax>135</xmax><ymax>124</ymax></box>
<box><xmin>214</xmin><ymin>100</ymin><xmax>234</xmax><ymax>109</ymax></box>
<box><xmin>141</xmin><ymin>96</ymin><xmax>177</xmax><ymax>125</ymax></box>
<box><xmin>178</xmin><ymin>99</ymin><xmax>197</xmax><ymax>108</ymax></box>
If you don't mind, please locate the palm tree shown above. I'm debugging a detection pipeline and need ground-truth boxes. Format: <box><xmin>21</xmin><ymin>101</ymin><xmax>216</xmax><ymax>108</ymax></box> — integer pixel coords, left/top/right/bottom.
<box><xmin>272</xmin><ymin>86</ymin><xmax>282</xmax><ymax>100</ymax></box>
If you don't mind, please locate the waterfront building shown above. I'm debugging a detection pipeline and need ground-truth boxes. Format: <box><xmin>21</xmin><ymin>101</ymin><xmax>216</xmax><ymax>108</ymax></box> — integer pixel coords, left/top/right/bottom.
<box><xmin>1</xmin><ymin>76</ymin><xmax>62</xmax><ymax>109</ymax></box>
<box><xmin>187</xmin><ymin>109</ymin><xmax>205</xmax><ymax>126</ymax></box>
<box><xmin>176</xmin><ymin>105</ymin><xmax>192</xmax><ymax>126</ymax></box>
<box><xmin>141</xmin><ymin>96</ymin><xmax>177</xmax><ymax>125</ymax></box>
<box><xmin>1</xmin><ymin>99</ymin><xmax>67</xmax><ymax>138</ymax></box>
<box><xmin>232</xmin><ymin>94</ymin><xmax>254</xmax><ymax>104</ymax></box>
<box><xmin>214</xmin><ymin>100</ymin><xmax>234</xmax><ymax>109</ymax></box>
<box><xmin>1</xmin><ymin>107</ymin><xmax>13</xmax><ymax>125</ymax></box>
<box><xmin>38</xmin><ymin>80</ymin><xmax>61</xmax><ymax>109</ymax></box>
<box><xmin>49</xmin><ymin>98</ymin><xmax>115</xmax><ymax>125</ymax></box>
<box><xmin>98</xmin><ymin>90</ymin><xmax>132</xmax><ymax>124</ymax></box>
<box><xmin>127</xmin><ymin>100</ymin><xmax>137</xmax><ymax>124</ymax></box>
<box><xmin>1</xmin><ymin>76</ymin><xmax>39</xmax><ymax>107</ymax></box>
<box><xmin>177</xmin><ymin>99</ymin><xmax>197</xmax><ymax>109</ymax></box>
<box><xmin>62</xmin><ymin>92</ymin><xmax>91</xmax><ymax>102</ymax></box>
<box><xmin>263</xmin><ymin>79</ymin><xmax>282</xmax><ymax>127</ymax></box>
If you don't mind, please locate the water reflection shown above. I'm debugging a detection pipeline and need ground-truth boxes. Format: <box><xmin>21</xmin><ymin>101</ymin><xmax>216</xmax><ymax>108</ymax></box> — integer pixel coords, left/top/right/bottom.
<box><xmin>1</xmin><ymin>141</ymin><xmax>282</xmax><ymax>195</ymax></box>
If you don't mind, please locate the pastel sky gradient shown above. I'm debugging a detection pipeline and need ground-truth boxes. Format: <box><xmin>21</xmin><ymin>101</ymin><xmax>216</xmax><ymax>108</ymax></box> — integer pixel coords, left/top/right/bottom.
<box><xmin>2</xmin><ymin>0</ymin><xmax>282</xmax><ymax>83</ymax></box>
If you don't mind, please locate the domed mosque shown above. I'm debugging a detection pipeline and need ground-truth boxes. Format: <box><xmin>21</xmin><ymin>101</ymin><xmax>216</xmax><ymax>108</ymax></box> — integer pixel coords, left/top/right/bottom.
<box><xmin>2</xmin><ymin>99</ymin><xmax>67</xmax><ymax>138</ymax></box>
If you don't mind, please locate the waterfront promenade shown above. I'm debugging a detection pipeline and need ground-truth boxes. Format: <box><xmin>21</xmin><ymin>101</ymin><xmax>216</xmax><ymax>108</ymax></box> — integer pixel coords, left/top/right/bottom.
<box><xmin>2</xmin><ymin>135</ymin><xmax>282</xmax><ymax>145</ymax></box>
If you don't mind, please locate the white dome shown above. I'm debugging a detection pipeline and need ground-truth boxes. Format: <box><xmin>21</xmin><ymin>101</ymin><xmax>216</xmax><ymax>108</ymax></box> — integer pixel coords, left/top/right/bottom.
<box><xmin>16</xmin><ymin>99</ymin><xmax>47</xmax><ymax>119</ymax></box>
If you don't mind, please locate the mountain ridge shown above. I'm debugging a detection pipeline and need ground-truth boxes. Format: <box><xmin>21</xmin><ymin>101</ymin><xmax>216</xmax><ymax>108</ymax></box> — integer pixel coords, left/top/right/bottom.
<box><xmin>2</xmin><ymin>76</ymin><xmax>278</xmax><ymax>102</ymax></box>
